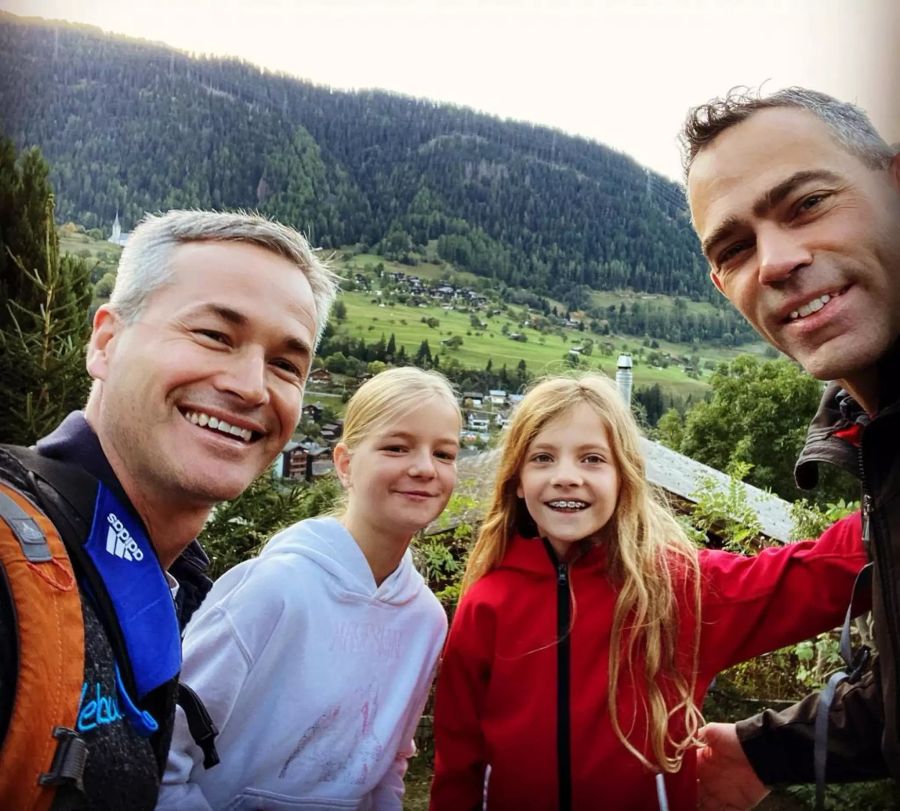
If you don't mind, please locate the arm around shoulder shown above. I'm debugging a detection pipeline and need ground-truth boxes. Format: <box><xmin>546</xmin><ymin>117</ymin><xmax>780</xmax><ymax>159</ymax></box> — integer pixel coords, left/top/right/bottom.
<box><xmin>736</xmin><ymin>662</ymin><xmax>889</xmax><ymax>783</ymax></box>
<box><xmin>698</xmin><ymin>511</ymin><xmax>868</xmax><ymax>672</ymax></box>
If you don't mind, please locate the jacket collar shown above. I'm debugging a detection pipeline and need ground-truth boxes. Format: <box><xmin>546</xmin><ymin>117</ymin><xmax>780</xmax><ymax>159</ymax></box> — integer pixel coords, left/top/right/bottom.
<box><xmin>36</xmin><ymin>412</ymin><xmax>211</xmax><ymax>621</ymax></box>
<box><xmin>795</xmin><ymin>339</ymin><xmax>900</xmax><ymax>489</ymax></box>
<box><xmin>504</xmin><ymin>532</ymin><xmax>609</xmax><ymax>574</ymax></box>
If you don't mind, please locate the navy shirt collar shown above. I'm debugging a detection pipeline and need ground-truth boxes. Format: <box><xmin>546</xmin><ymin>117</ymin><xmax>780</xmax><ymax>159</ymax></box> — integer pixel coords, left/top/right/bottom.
<box><xmin>36</xmin><ymin>412</ymin><xmax>212</xmax><ymax>618</ymax></box>
<box><xmin>37</xmin><ymin>412</ymin><xmax>119</xmax><ymax>488</ymax></box>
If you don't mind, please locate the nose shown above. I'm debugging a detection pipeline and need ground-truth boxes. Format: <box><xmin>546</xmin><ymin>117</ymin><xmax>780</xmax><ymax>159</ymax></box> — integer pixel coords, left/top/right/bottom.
<box><xmin>408</xmin><ymin>449</ymin><xmax>436</xmax><ymax>479</ymax></box>
<box><xmin>757</xmin><ymin>225</ymin><xmax>812</xmax><ymax>286</ymax></box>
<box><xmin>216</xmin><ymin>347</ymin><xmax>269</xmax><ymax>406</ymax></box>
<box><xmin>550</xmin><ymin>459</ymin><xmax>583</xmax><ymax>488</ymax></box>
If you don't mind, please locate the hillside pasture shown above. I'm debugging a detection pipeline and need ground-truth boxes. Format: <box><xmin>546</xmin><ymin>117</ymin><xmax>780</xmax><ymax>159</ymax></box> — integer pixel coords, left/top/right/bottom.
<box><xmin>335</xmin><ymin>290</ymin><xmax>713</xmax><ymax>399</ymax></box>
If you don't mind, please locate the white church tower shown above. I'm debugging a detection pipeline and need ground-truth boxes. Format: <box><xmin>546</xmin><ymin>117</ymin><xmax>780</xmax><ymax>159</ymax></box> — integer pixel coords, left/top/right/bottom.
<box><xmin>108</xmin><ymin>210</ymin><xmax>129</xmax><ymax>246</ymax></box>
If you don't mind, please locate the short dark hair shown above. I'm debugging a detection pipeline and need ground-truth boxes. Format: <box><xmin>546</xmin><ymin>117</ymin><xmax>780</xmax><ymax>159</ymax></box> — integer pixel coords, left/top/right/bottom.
<box><xmin>679</xmin><ymin>86</ymin><xmax>892</xmax><ymax>183</ymax></box>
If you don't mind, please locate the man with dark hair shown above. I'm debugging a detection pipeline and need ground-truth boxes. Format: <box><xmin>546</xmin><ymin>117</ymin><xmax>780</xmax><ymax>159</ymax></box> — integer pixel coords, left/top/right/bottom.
<box><xmin>681</xmin><ymin>87</ymin><xmax>900</xmax><ymax>806</ymax></box>
<box><xmin>0</xmin><ymin>210</ymin><xmax>337</xmax><ymax>810</ymax></box>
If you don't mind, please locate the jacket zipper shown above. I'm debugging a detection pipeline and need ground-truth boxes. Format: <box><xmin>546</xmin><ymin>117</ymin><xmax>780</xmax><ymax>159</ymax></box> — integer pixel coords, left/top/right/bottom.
<box><xmin>556</xmin><ymin>560</ymin><xmax>572</xmax><ymax>811</ymax></box>
<box><xmin>859</xmin><ymin>439</ymin><xmax>900</xmax><ymax>744</ymax></box>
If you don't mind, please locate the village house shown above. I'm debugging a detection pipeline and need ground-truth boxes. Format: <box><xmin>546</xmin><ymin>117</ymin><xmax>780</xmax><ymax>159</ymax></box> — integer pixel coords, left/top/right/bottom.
<box><xmin>461</xmin><ymin>391</ymin><xmax>484</xmax><ymax>408</ymax></box>
<box><xmin>302</xmin><ymin>403</ymin><xmax>323</xmax><ymax>423</ymax></box>
<box><xmin>279</xmin><ymin>440</ymin><xmax>333</xmax><ymax>481</ymax></box>
<box><xmin>308</xmin><ymin>368</ymin><xmax>332</xmax><ymax>385</ymax></box>
<box><xmin>320</xmin><ymin>421</ymin><xmax>344</xmax><ymax>443</ymax></box>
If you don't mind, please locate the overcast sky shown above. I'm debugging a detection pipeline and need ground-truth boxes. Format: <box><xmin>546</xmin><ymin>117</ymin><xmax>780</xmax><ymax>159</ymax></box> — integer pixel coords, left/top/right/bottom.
<box><xmin>3</xmin><ymin>0</ymin><xmax>898</xmax><ymax>181</ymax></box>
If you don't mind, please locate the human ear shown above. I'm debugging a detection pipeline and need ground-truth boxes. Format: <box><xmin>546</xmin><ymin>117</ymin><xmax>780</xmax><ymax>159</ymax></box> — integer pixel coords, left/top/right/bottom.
<box><xmin>85</xmin><ymin>305</ymin><xmax>121</xmax><ymax>382</ymax></box>
<box><xmin>332</xmin><ymin>443</ymin><xmax>352</xmax><ymax>488</ymax></box>
<box><xmin>515</xmin><ymin>480</ymin><xmax>524</xmax><ymax>499</ymax></box>
<box><xmin>709</xmin><ymin>269</ymin><xmax>726</xmax><ymax>297</ymax></box>
<box><xmin>889</xmin><ymin>150</ymin><xmax>900</xmax><ymax>191</ymax></box>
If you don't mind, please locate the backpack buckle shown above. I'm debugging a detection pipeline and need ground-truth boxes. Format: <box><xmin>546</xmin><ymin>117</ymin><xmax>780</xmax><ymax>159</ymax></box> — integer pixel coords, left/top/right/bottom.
<box><xmin>38</xmin><ymin>726</ymin><xmax>87</xmax><ymax>791</ymax></box>
<box><xmin>177</xmin><ymin>682</ymin><xmax>220</xmax><ymax>769</ymax></box>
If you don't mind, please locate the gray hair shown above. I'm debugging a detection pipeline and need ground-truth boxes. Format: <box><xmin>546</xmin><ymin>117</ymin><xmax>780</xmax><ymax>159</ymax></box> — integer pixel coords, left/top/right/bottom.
<box><xmin>109</xmin><ymin>210</ymin><xmax>339</xmax><ymax>346</ymax></box>
<box><xmin>679</xmin><ymin>86</ymin><xmax>894</xmax><ymax>183</ymax></box>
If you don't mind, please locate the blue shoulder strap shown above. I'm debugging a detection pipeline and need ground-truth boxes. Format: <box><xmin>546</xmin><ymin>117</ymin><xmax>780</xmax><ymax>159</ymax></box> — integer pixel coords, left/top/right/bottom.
<box><xmin>83</xmin><ymin>483</ymin><xmax>181</xmax><ymax>703</ymax></box>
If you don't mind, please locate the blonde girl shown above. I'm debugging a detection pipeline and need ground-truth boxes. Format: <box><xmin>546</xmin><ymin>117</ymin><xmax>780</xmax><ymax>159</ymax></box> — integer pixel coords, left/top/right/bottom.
<box><xmin>160</xmin><ymin>367</ymin><xmax>461</xmax><ymax>811</ymax></box>
<box><xmin>430</xmin><ymin>373</ymin><xmax>864</xmax><ymax>811</ymax></box>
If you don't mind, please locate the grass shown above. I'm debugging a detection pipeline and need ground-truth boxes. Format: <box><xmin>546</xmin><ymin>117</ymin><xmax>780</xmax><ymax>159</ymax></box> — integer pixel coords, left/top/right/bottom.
<box><xmin>328</xmin><ymin>251</ymin><xmax>773</xmax><ymax>402</ymax></box>
<box><xmin>60</xmin><ymin>228</ymin><xmax>123</xmax><ymax>263</ymax></box>
<box><xmin>339</xmin><ymin>250</ymin><xmax>484</xmax><ymax>288</ymax></box>
<box><xmin>403</xmin><ymin>755</ymin><xmax>432</xmax><ymax>810</ymax></box>
<box><xmin>333</xmin><ymin>289</ymin><xmax>722</xmax><ymax>400</ymax></box>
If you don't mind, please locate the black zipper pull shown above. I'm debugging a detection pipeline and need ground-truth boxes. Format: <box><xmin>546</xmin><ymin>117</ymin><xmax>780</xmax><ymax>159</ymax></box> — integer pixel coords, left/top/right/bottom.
<box><xmin>558</xmin><ymin>561</ymin><xmax>568</xmax><ymax>587</ymax></box>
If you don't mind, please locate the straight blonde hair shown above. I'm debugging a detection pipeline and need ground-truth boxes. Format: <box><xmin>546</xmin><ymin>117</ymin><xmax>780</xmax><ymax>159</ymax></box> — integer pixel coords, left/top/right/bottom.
<box><xmin>463</xmin><ymin>373</ymin><xmax>703</xmax><ymax>773</ymax></box>
<box><xmin>332</xmin><ymin>367</ymin><xmax>461</xmax><ymax>511</ymax></box>
<box><xmin>340</xmin><ymin>367</ymin><xmax>461</xmax><ymax>452</ymax></box>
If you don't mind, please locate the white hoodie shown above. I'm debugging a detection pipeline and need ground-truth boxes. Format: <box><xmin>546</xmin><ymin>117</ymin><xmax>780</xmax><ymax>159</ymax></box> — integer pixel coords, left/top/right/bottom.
<box><xmin>157</xmin><ymin>517</ymin><xmax>447</xmax><ymax>811</ymax></box>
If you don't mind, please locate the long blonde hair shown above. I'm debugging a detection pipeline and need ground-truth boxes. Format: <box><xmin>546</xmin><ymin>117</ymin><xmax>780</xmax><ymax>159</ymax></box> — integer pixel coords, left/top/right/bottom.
<box><xmin>462</xmin><ymin>373</ymin><xmax>703</xmax><ymax>773</ymax></box>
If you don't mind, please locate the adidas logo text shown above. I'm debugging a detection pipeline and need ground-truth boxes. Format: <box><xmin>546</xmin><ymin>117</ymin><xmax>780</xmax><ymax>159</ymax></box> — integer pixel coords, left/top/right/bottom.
<box><xmin>105</xmin><ymin>513</ymin><xmax>144</xmax><ymax>561</ymax></box>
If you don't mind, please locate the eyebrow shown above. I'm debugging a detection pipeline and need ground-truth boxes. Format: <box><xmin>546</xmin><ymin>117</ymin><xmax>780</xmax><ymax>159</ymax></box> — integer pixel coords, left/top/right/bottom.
<box><xmin>701</xmin><ymin>169</ymin><xmax>843</xmax><ymax>260</ymax></box>
<box><xmin>530</xmin><ymin>442</ymin><xmax>610</xmax><ymax>453</ymax></box>
<box><xmin>380</xmin><ymin>430</ymin><xmax>460</xmax><ymax>445</ymax></box>
<box><xmin>189</xmin><ymin>303</ymin><xmax>312</xmax><ymax>357</ymax></box>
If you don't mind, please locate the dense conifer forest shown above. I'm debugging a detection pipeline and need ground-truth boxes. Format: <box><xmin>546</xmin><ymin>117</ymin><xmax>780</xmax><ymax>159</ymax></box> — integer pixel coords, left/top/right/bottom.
<box><xmin>0</xmin><ymin>12</ymin><xmax>720</xmax><ymax>310</ymax></box>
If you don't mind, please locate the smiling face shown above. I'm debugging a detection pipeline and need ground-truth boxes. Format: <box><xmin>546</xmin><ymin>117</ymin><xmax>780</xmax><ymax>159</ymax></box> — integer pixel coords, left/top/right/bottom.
<box><xmin>688</xmin><ymin>107</ymin><xmax>900</xmax><ymax>406</ymax></box>
<box><xmin>334</xmin><ymin>394</ymin><xmax>460</xmax><ymax>541</ymax></box>
<box><xmin>516</xmin><ymin>401</ymin><xmax>621</xmax><ymax>559</ymax></box>
<box><xmin>86</xmin><ymin>240</ymin><xmax>318</xmax><ymax>512</ymax></box>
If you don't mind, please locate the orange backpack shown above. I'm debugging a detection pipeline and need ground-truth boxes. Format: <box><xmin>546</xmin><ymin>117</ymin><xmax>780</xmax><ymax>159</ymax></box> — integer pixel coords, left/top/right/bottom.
<box><xmin>0</xmin><ymin>481</ymin><xmax>86</xmax><ymax>811</ymax></box>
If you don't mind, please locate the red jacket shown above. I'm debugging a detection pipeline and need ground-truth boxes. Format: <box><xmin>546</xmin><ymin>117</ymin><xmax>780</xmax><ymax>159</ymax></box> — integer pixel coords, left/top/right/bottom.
<box><xmin>430</xmin><ymin>513</ymin><xmax>866</xmax><ymax>811</ymax></box>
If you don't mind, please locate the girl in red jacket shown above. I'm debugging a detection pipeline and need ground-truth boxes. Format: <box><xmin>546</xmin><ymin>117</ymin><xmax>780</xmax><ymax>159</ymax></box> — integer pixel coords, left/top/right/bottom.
<box><xmin>430</xmin><ymin>373</ymin><xmax>865</xmax><ymax>811</ymax></box>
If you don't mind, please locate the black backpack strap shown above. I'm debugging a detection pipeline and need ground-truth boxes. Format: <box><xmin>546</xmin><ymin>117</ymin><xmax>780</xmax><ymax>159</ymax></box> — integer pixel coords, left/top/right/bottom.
<box><xmin>813</xmin><ymin>561</ymin><xmax>873</xmax><ymax>810</ymax></box>
<box><xmin>177</xmin><ymin>682</ymin><xmax>220</xmax><ymax>770</ymax></box>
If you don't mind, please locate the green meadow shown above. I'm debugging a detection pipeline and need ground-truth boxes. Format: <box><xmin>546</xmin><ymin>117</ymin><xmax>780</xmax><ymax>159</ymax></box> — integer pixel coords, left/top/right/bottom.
<box><xmin>67</xmin><ymin>227</ymin><xmax>765</xmax><ymax>402</ymax></box>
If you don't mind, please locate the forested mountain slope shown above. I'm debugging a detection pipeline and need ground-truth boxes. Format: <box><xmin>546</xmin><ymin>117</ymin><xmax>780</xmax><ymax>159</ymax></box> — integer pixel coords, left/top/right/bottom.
<box><xmin>1</xmin><ymin>12</ymin><xmax>711</xmax><ymax>306</ymax></box>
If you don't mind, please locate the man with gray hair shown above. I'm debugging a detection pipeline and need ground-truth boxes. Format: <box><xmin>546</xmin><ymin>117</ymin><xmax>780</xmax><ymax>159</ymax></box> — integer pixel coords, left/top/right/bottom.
<box><xmin>0</xmin><ymin>210</ymin><xmax>337</xmax><ymax>810</ymax></box>
<box><xmin>681</xmin><ymin>87</ymin><xmax>900</xmax><ymax>807</ymax></box>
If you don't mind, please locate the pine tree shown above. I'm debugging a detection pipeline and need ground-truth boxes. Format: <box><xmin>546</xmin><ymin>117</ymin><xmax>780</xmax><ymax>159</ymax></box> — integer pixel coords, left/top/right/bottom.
<box><xmin>414</xmin><ymin>339</ymin><xmax>432</xmax><ymax>368</ymax></box>
<box><xmin>0</xmin><ymin>144</ymin><xmax>92</xmax><ymax>445</ymax></box>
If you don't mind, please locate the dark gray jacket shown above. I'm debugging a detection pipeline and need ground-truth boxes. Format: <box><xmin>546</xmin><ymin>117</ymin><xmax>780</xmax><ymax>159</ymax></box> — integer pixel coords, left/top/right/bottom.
<box><xmin>737</xmin><ymin>343</ymin><xmax>900</xmax><ymax>780</ymax></box>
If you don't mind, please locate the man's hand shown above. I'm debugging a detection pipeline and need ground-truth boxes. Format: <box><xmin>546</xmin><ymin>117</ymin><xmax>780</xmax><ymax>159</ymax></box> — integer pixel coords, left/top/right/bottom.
<box><xmin>697</xmin><ymin>723</ymin><xmax>770</xmax><ymax>811</ymax></box>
